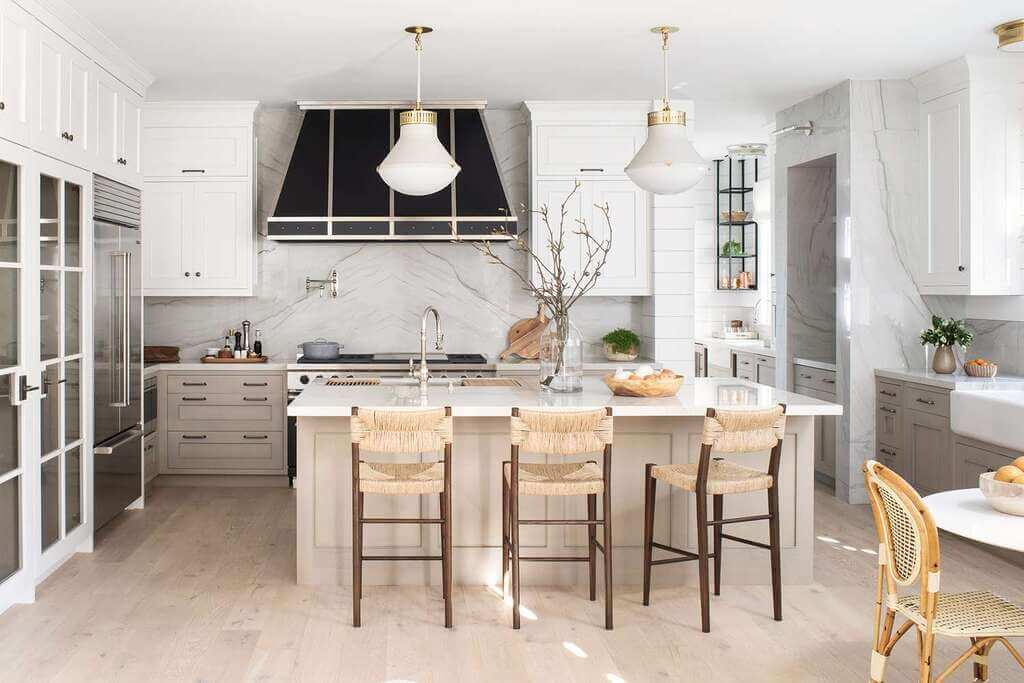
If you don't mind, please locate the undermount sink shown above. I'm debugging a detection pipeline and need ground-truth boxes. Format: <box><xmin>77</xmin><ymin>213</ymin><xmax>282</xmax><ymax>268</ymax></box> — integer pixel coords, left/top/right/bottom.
<box><xmin>950</xmin><ymin>390</ymin><xmax>1024</xmax><ymax>452</ymax></box>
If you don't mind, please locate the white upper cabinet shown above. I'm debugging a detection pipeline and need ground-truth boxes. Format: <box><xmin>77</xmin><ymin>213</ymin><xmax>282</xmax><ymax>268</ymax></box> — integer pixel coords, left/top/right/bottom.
<box><xmin>0</xmin><ymin>1</ymin><xmax>33</xmax><ymax>146</ymax></box>
<box><xmin>524</xmin><ymin>101</ymin><xmax>652</xmax><ymax>296</ymax></box>
<box><xmin>913</xmin><ymin>56</ymin><xmax>1022</xmax><ymax>296</ymax></box>
<box><xmin>0</xmin><ymin>0</ymin><xmax>149</xmax><ymax>185</ymax></box>
<box><xmin>142</xmin><ymin>102</ymin><xmax>257</xmax><ymax>296</ymax></box>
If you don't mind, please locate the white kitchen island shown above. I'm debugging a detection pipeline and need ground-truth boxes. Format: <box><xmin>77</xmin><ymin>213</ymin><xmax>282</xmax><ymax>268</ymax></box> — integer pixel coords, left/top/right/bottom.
<box><xmin>289</xmin><ymin>377</ymin><xmax>842</xmax><ymax>587</ymax></box>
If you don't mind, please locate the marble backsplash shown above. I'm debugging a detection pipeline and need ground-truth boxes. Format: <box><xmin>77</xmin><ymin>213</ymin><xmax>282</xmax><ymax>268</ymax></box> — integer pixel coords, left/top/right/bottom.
<box><xmin>143</xmin><ymin>107</ymin><xmax>644</xmax><ymax>361</ymax></box>
<box><xmin>964</xmin><ymin>319</ymin><xmax>1024</xmax><ymax>375</ymax></box>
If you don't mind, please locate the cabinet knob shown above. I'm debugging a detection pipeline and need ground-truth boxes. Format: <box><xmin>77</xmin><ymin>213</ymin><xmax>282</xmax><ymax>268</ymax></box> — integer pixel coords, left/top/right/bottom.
<box><xmin>184</xmin><ymin>272</ymin><xmax>191</xmax><ymax>277</ymax></box>
<box><xmin>195</xmin><ymin>272</ymin><xmax>201</xmax><ymax>277</ymax></box>
<box><xmin>0</xmin><ymin>101</ymin><xmax>6</xmax><ymax>110</ymax></box>
<box><xmin>958</xmin><ymin>265</ymin><xmax>965</xmax><ymax>272</ymax></box>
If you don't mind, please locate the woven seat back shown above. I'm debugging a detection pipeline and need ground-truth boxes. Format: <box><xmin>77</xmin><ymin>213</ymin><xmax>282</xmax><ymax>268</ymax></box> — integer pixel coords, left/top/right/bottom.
<box><xmin>701</xmin><ymin>406</ymin><xmax>786</xmax><ymax>454</ymax></box>
<box><xmin>351</xmin><ymin>408</ymin><xmax>452</xmax><ymax>453</ymax></box>
<box><xmin>511</xmin><ymin>408</ymin><xmax>613</xmax><ymax>455</ymax></box>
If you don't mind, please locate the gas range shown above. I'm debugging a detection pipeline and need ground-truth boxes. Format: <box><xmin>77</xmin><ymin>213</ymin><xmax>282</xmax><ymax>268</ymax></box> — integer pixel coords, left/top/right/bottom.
<box><xmin>286</xmin><ymin>352</ymin><xmax>495</xmax><ymax>393</ymax></box>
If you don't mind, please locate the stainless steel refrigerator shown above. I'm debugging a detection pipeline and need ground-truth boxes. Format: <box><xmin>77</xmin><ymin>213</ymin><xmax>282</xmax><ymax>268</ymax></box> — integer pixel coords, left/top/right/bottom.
<box><xmin>93</xmin><ymin>176</ymin><xmax>142</xmax><ymax>531</ymax></box>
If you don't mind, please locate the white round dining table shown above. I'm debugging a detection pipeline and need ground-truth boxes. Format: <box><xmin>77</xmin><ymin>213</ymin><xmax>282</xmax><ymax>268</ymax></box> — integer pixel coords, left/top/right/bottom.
<box><xmin>923</xmin><ymin>489</ymin><xmax>1024</xmax><ymax>553</ymax></box>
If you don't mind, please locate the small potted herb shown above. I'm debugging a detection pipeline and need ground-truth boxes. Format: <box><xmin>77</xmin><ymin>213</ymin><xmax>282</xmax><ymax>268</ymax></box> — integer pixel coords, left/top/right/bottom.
<box><xmin>919</xmin><ymin>316</ymin><xmax>973</xmax><ymax>374</ymax></box>
<box><xmin>721</xmin><ymin>240</ymin><xmax>744</xmax><ymax>257</ymax></box>
<box><xmin>602</xmin><ymin>328</ymin><xmax>641</xmax><ymax>362</ymax></box>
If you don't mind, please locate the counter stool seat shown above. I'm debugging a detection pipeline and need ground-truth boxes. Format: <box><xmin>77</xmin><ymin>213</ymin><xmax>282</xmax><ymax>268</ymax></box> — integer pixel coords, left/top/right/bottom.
<box><xmin>895</xmin><ymin>591</ymin><xmax>1024</xmax><ymax>638</ymax></box>
<box><xmin>653</xmin><ymin>461</ymin><xmax>773</xmax><ymax>495</ymax></box>
<box><xmin>359</xmin><ymin>461</ymin><xmax>445</xmax><ymax>495</ymax></box>
<box><xmin>504</xmin><ymin>461</ymin><xmax>605</xmax><ymax>496</ymax></box>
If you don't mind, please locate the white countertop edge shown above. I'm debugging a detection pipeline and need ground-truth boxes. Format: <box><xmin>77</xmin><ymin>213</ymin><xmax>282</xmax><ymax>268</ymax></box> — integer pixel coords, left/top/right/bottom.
<box><xmin>793</xmin><ymin>357</ymin><xmax>837</xmax><ymax>372</ymax></box>
<box><xmin>495</xmin><ymin>357</ymin><xmax>658</xmax><ymax>371</ymax></box>
<box><xmin>695</xmin><ymin>337</ymin><xmax>777</xmax><ymax>358</ymax></box>
<box><xmin>874</xmin><ymin>368</ymin><xmax>1024</xmax><ymax>391</ymax></box>
<box><xmin>144</xmin><ymin>362</ymin><xmax>289</xmax><ymax>378</ymax></box>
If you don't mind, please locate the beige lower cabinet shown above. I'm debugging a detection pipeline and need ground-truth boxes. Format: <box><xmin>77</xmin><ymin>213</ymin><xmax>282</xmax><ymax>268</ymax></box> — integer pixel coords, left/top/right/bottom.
<box><xmin>793</xmin><ymin>363</ymin><xmax>837</xmax><ymax>482</ymax></box>
<box><xmin>143</xmin><ymin>432</ymin><xmax>159</xmax><ymax>484</ymax></box>
<box><xmin>954</xmin><ymin>438</ymin><xmax>1015</xmax><ymax>489</ymax></box>
<box><xmin>159</xmin><ymin>371</ymin><xmax>286</xmax><ymax>476</ymax></box>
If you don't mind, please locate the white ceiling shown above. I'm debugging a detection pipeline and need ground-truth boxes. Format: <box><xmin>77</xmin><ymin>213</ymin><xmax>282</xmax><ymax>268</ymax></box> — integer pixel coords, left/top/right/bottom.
<box><xmin>66</xmin><ymin>0</ymin><xmax>1023</xmax><ymax>150</ymax></box>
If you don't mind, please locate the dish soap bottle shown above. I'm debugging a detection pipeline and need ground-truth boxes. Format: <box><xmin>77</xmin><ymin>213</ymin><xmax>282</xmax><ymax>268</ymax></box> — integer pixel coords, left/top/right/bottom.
<box><xmin>253</xmin><ymin>329</ymin><xmax>263</xmax><ymax>358</ymax></box>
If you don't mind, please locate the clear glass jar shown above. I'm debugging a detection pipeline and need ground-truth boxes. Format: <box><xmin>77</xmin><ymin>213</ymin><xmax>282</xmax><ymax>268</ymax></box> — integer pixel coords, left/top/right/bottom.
<box><xmin>539</xmin><ymin>315</ymin><xmax>584</xmax><ymax>393</ymax></box>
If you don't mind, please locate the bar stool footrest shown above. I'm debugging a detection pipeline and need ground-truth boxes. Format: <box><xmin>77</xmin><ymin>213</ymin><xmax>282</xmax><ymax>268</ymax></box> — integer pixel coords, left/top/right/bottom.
<box><xmin>520</xmin><ymin>556</ymin><xmax>591</xmax><ymax>563</ymax></box>
<box><xmin>362</xmin><ymin>555</ymin><xmax>443</xmax><ymax>561</ymax></box>
<box><xmin>719</xmin><ymin>532</ymin><xmax>771</xmax><ymax>550</ymax></box>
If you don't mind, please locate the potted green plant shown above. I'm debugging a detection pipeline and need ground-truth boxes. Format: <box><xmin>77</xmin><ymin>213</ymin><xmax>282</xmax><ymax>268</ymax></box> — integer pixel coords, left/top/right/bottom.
<box><xmin>721</xmin><ymin>240</ymin><xmax>744</xmax><ymax>257</ymax></box>
<box><xmin>602</xmin><ymin>328</ymin><xmax>641</xmax><ymax>362</ymax></box>
<box><xmin>919</xmin><ymin>316</ymin><xmax>973</xmax><ymax>374</ymax></box>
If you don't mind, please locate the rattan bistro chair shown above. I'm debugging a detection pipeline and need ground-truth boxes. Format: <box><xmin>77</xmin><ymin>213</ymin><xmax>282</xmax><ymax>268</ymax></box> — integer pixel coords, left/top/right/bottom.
<box><xmin>642</xmin><ymin>405</ymin><xmax>787</xmax><ymax>633</ymax></box>
<box><xmin>502</xmin><ymin>407</ymin><xmax>614</xmax><ymax>630</ymax></box>
<box><xmin>351</xmin><ymin>406</ymin><xmax>454</xmax><ymax>628</ymax></box>
<box><xmin>863</xmin><ymin>460</ymin><xmax>1024</xmax><ymax>682</ymax></box>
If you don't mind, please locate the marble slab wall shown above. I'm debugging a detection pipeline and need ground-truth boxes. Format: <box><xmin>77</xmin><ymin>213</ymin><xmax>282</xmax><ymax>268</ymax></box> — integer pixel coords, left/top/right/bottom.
<box><xmin>144</xmin><ymin>107</ymin><xmax>643</xmax><ymax>361</ymax></box>
<box><xmin>786</xmin><ymin>159</ymin><xmax>836</xmax><ymax>362</ymax></box>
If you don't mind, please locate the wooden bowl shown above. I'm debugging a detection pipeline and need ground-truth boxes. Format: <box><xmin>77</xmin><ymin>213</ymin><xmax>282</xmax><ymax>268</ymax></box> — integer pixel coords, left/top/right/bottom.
<box><xmin>964</xmin><ymin>362</ymin><xmax>998</xmax><ymax>378</ymax></box>
<box><xmin>979</xmin><ymin>471</ymin><xmax>1024</xmax><ymax>516</ymax></box>
<box><xmin>603</xmin><ymin>372</ymin><xmax>684</xmax><ymax>398</ymax></box>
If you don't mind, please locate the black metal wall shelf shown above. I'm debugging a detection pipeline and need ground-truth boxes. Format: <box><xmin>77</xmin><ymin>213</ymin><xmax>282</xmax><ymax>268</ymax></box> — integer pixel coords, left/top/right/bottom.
<box><xmin>715</xmin><ymin>157</ymin><xmax>759</xmax><ymax>291</ymax></box>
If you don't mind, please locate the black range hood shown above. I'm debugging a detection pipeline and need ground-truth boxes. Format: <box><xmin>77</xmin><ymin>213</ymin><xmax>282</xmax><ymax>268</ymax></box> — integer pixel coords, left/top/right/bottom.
<box><xmin>268</xmin><ymin>104</ymin><xmax>517</xmax><ymax>241</ymax></box>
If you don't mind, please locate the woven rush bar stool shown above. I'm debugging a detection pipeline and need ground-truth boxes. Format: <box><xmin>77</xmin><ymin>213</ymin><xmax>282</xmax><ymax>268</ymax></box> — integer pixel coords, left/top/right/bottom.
<box><xmin>642</xmin><ymin>404</ymin><xmax>786</xmax><ymax>633</ymax></box>
<box><xmin>502</xmin><ymin>407</ymin><xmax>614</xmax><ymax>630</ymax></box>
<box><xmin>351</xmin><ymin>406</ymin><xmax>454</xmax><ymax>628</ymax></box>
<box><xmin>863</xmin><ymin>460</ymin><xmax>1024</xmax><ymax>682</ymax></box>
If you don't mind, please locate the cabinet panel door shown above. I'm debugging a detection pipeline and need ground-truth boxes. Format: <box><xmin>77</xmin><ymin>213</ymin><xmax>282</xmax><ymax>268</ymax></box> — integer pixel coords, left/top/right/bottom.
<box><xmin>955</xmin><ymin>441</ymin><xmax>1012</xmax><ymax>490</ymax></box>
<box><xmin>0</xmin><ymin>2</ymin><xmax>33</xmax><ymax>145</ymax></box>
<box><xmin>34</xmin><ymin>28</ymin><xmax>64</xmax><ymax>155</ymax></box>
<box><xmin>920</xmin><ymin>90</ymin><xmax>969</xmax><ymax>289</ymax></box>
<box><xmin>119</xmin><ymin>91</ymin><xmax>141</xmax><ymax>177</ymax></box>
<box><xmin>191</xmin><ymin>181</ymin><xmax>250</xmax><ymax>292</ymax></box>
<box><xmin>531</xmin><ymin>179</ymin><xmax>583</xmax><ymax>288</ymax></box>
<box><xmin>63</xmin><ymin>50</ymin><xmax>89</xmax><ymax>160</ymax></box>
<box><xmin>755</xmin><ymin>360</ymin><xmax>776</xmax><ymax>387</ymax></box>
<box><xmin>903</xmin><ymin>409</ymin><xmax>951</xmax><ymax>494</ymax></box>
<box><xmin>587</xmin><ymin>179</ymin><xmax>649</xmax><ymax>295</ymax></box>
<box><xmin>534</xmin><ymin>125</ymin><xmax>643</xmax><ymax>176</ymax></box>
<box><xmin>142</xmin><ymin>182</ymin><xmax>194</xmax><ymax>292</ymax></box>
<box><xmin>143</xmin><ymin>125</ymin><xmax>249</xmax><ymax>177</ymax></box>
<box><xmin>93</xmin><ymin>72</ymin><xmax>119</xmax><ymax>170</ymax></box>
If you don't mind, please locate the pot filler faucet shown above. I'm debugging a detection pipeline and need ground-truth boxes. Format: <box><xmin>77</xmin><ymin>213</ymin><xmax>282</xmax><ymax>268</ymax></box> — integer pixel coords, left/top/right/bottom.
<box><xmin>418</xmin><ymin>306</ymin><xmax>444</xmax><ymax>395</ymax></box>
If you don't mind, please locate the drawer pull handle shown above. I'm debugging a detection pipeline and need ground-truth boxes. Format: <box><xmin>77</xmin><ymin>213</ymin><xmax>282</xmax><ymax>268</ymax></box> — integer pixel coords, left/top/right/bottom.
<box><xmin>880</xmin><ymin>448</ymin><xmax>896</xmax><ymax>457</ymax></box>
<box><xmin>181</xmin><ymin>169</ymin><xmax>206</xmax><ymax>174</ymax></box>
<box><xmin>800</xmin><ymin>373</ymin><xmax>812</xmax><ymax>379</ymax></box>
<box><xmin>880</xmin><ymin>390</ymin><xmax>896</xmax><ymax>397</ymax></box>
<box><xmin>880</xmin><ymin>407</ymin><xmax>896</xmax><ymax>414</ymax></box>
<box><xmin>242</xmin><ymin>382</ymin><xmax>269</xmax><ymax>387</ymax></box>
<box><xmin>915</xmin><ymin>398</ymin><xmax>936</xmax><ymax>406</ymax></box>
<box><xmin>243</xmin><ymin>434</ymin><xmax>269</xmax><ymax>440</ymax></box>
<box><xmin>182</xmin><ymin>381</ymin><xmax>207</xmax><ymax>387</ymax></box>
<box><xmin>182</xmin><ymin>397</ymin><xmax>207</xmax><ymax>402</ymax></box>
<box><xmin>182</xmin><ymin>434</ymin><xmax>207</xmax><ymax>440</ymax></box>
<box><xmin>579</xmin><ymin>167</ymin><xmax>604</xmax><ymax>172</ymax></box>
<box><xmin>243</xmin><ymin>396</ymin><xmax>268</xmax><ymax>402</ymax></box>
<box><xmin>823</xmin><ymin>379</ymin><xmax>835</xmax><ymax>384</ymax></box>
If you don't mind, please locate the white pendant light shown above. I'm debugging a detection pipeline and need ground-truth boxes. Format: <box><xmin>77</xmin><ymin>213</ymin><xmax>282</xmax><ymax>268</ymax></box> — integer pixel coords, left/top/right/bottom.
<box><xmin>625</xmin><ymin>26</ymin><xmax>706</xmax><ymax>195</ymax></box>
<box><xmin>994</xmin><ymin>19</ymin><xmax>1024</xmax><ymax>52</ymax></box>
<box><xmin>377</xmin><ymin>26</ymin><xmax>460</xmax><ymax>196</ymax></box>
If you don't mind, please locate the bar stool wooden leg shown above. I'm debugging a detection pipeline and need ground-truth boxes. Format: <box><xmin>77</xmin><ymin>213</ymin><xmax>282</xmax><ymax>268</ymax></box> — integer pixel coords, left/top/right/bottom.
<box><xmin>696</xmin><ymin>489</ymin><xmax>711</xmax><ymax>634</ymax></box>
<box><xmin>713</xmin><ymin>494</ymin><xmax>723</xmax><ymax>596</ymax></box>
<box><xmin>510</xmin><ymin>445</ymin><xmax>521</xmax><ymax>630</ymax></box>
<box><xmin>501</xmin><ymin>462</ymin><xmax>510</xmax><ymax>599</ymax></box>
<box><xmin>441</xmin><ymin>441</ymin><xmax>454</xmax><ymax>628</ymax></box>
<box><xmin>642</xmin><ymin>463</ymin><xmax>656</xmax><ymax>607</ymax></box>
<box><xmin>587</xmin><ymin>493</ymin><xmax>597</xmax><ymax>601</ymax></box>
<box><xmin>602</xmin><ymin>445</ymin><xmax>613</xmax><ymax>630</ymax></box>
<box><xmin>352</xmin><ymin>447</ymin><xmax>363</xmax><ymax>628</ymax></box>
<box><xmin>768</xmin><ymin>482</ymin><xmax>782</xmax><ymax>622</ymax></box>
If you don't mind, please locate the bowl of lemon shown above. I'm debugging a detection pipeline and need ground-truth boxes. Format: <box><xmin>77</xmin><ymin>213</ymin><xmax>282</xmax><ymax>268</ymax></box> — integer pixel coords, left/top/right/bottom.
<box><xmin>979</xmin><ymin>456</ymin><xmax>1024</xmax><ymax>516</ymax></box>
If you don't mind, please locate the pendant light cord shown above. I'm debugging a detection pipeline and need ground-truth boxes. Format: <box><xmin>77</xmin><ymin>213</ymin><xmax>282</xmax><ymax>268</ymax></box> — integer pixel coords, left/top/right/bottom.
<box><xmin>661</xmin><ymin>29</ymin><xmax>670</xmax><ymax>112</ymax></box>
<box><xmin>415</xmin><ymin>31</ymin><xmax>423</xmax><ymax>110</ymax></box>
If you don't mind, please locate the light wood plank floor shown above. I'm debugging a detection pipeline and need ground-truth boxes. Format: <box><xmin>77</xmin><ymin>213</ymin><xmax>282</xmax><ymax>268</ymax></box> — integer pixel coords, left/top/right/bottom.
<box><xmin>1</xmin><ymin>483</ymin><xmax>1022</xmax><ymax>682</ymax></box>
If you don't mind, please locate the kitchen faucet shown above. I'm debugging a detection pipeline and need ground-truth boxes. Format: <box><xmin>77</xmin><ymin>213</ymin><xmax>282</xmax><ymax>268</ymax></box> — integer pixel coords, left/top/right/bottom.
<box><xmin>418</xmin><ymin>306</ymin><xmax>444</xmax><ymax>395</ymax></box>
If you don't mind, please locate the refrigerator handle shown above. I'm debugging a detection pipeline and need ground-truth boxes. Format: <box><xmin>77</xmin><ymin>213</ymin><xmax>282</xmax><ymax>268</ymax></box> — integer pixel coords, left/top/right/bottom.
<box><xmin>110</xmin><ymin>251</ymin><xmax>130</xmax><ymax>408</ymax></box>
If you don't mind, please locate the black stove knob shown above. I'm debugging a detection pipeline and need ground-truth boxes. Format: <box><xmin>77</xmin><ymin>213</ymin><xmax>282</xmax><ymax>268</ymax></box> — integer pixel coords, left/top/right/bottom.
<box><xmin>299</xmin><ymin>375</ymin><xmax>310</xmax><ymax>385</ymax></box>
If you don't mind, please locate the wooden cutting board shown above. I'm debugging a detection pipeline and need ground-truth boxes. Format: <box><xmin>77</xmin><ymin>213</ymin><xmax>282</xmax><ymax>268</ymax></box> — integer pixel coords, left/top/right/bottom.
<box><xmin>499</xmin><ymin>306</ymin><xmax>548</xmax><ymax>360</ymax></box>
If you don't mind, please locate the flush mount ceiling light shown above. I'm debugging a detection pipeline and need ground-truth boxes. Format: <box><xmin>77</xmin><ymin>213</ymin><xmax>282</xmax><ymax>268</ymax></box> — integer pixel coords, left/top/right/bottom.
<box><xmin>377</xmin><ymin>26</ymin><xmax>460</xmax><ymax>196</ymax></box>
<box><xmin>994</xmin><ymin>19</ymin><xmax>1024</xmax><ymax>52</ymax></box>
<box><xmin>625</xmin><ymin>26</ymin><xmax>707</xmax><ymax>195</ymax></box>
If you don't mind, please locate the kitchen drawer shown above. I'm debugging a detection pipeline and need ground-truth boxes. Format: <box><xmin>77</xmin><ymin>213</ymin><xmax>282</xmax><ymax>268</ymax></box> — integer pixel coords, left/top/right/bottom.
<box><xmin>733</xmin><ymin>352</ymin><xmax>755</xmax><ymax>372</ymax></box>
<box><xmin>166</xmin><ymin>431</ymin><xmax>284</xmax><ymax>473</ymax></box>
<box><xmin>876</xmin><ymin>403</ymin><xmax>903</xmax><ymax>447</ymax></box>
<box><xmin>902</xmin><ymin>383</ymin><xmax>949</xmax><ymax>417</ymax></box>
<box><xmin>167</xmin><ymin>374</ymin><xmax>283</xmax><ymax>395</ymax></box>
<box><xmin>167</xmin><ymin>393</ymin><xmax>284</xmax><ymax>431</ymax></box>
<box><xmin>876</xmin><ymin>444</ymin><xmax>911</xmax><ymax>482</ymax></box>
<box><xmin>754</xmin><ymin>355</ymin><xmax>775</xmax><ymax>366</ymax></box>
<box><xmin>876</xmin><ymin>380</ymin><xmax>902</xmax><ymax>405</ymax></box>
<box><xmin>793</xmin><ymin>365</ymin><xmax>837</xmax><ymax>393</ymax></box>
<box><xmin>736</xmin><ymin>368</ymin><xmax>756</xmax><ymax>382</ymax></box>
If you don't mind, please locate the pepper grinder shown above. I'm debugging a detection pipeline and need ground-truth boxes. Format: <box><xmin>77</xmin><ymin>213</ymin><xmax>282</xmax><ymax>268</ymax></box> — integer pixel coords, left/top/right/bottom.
<box><xmin>241</xmin><ymin>320</ymin><xmax>252</xmax><ymax>356</ymax></box>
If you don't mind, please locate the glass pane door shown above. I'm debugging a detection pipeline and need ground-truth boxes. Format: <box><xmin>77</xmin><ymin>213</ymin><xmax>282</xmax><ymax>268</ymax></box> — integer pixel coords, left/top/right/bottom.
<box><xmin>39</xmin><ymin>175</ymin><xmax>85</xmax><ymax>551</ymax></box>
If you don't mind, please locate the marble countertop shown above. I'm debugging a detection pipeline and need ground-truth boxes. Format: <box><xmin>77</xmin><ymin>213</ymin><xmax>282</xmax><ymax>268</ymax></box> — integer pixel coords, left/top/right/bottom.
<box><xmin>695</xmin><ymin>337</ymin><xmax>776</xmax><ymax>359</ymax></box>
<box><xmin>144</xmin><ymin>361</ymin><xmax>289</xmax><ymax>379</ymax></box>
<box><xmin>875</xmin><ymin>368</ymin><xmax>1024</xmax><ymax>391</ymax></box>
<box><xmin>495</xmin><ymin>357</ymin><xmax>658</xmax><ymax>372</ymax></box>
<box><xmin>289</xmin><ymin>376</ymin><xmax>843</xmax><ymax>418</ymax></box>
